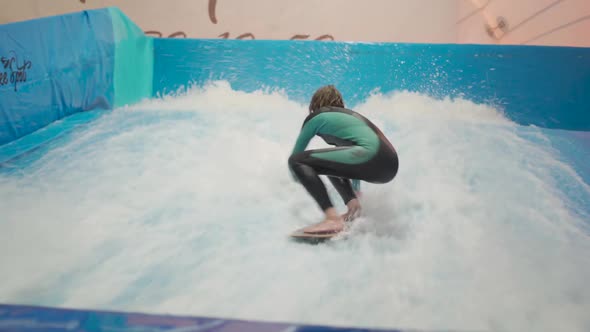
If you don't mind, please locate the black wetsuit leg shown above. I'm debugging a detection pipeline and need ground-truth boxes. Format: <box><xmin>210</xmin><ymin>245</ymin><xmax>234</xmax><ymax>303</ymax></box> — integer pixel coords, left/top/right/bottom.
<box><xmin>289</xmin><ymin>142</ymin><xmax>398</xmax><ymax>211</ymax></box>
<box><xmin>328</xmin><ymin>176</ymin><xmax>356</xmax><ymax>205</ymax></box>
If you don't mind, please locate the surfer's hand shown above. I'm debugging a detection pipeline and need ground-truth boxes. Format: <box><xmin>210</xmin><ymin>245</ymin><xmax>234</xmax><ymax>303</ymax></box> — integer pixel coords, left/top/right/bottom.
<box><xmin>343</xmin><ymin>198</ymin><xmax>362</xmax><ymax>222</ymax></box>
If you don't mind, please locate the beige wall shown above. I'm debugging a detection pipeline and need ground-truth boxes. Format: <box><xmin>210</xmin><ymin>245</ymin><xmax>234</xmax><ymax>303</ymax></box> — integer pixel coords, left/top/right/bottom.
<box><xmin>0</xmin><ymin>0</ymin><xmax>457</xmax><ymax>43</ymax></box>
<box><xmin>1</xmin><ymin>0</ymin><xmax>588</xmax><ymax>46</ymax></box>
<box><xmin>457</xmin><ymin>0</ymin><xmax>590</xmax><ymax>46</ymax></box>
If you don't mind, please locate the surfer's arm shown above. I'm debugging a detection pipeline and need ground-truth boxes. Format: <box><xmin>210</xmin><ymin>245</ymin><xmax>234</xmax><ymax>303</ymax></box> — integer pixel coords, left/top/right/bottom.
<box><xmin>291</xmin><ymin>119</ymin><xmax>321</xmax><ymax>156</ymax></box>
<box><xmin>289</xmin><ymin>118</ymin><xmax>322</xmax><ymax>181</ymax></box>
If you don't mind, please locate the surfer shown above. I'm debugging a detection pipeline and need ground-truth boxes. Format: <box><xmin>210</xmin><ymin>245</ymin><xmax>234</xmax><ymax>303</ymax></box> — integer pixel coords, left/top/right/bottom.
<box><xmin>289</xmin><ymin>85</ymin><xmax>399</xmax><ymax>234</ymax></box>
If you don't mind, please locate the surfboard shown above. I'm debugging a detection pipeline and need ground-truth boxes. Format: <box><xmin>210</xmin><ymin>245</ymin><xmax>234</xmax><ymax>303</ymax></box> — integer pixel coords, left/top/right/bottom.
<box><xmin>290</xmin><ymin>214</ymin><xmax>358</xmax><ymax>243</ymax></box>
<box><xmin>289</xmin><ymin>227</ymin><xmax>344</xmax><ymax>244</ymax></box>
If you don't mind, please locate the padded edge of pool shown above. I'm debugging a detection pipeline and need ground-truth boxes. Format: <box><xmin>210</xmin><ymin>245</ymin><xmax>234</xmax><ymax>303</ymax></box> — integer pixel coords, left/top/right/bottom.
<box><xmin>0</xmin><ymin>110</ymin><xmax>106</xmax><ymax>167</ymax></box>
<box><xmin>0</xmin><ymin>303</ymin><xmax>439</xmax><ymax>332</ymax></box>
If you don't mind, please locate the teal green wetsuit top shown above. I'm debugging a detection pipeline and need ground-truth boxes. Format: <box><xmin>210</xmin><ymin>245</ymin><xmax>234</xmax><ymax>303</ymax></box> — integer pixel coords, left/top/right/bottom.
<box><xmin>290</xmin><ymin>106</ymin><xmax>399</xmax><ymax>192</ymax></box>
<box><xmin>291</xmin><ymin>107</ymin><xmax>381</xmax><ymax>165</ymax></box>
<box><xmin>289</xmin><ymin>107</ymin><xmax>399</xmax><ymax>208</ymax></box>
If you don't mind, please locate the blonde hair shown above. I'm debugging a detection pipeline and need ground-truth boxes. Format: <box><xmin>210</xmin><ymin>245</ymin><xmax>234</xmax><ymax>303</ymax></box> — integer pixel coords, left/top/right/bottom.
<box><xmin>308</xmin><ymin>85</ymin><xmax>345</xmax><ymax>113</ymax></box>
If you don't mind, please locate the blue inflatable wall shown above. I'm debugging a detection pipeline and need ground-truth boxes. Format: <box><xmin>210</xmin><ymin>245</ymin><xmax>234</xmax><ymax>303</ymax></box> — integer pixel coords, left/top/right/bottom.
<box><xmin>153</xmin><ymin>39</ymin><xmax>590</xmax><ymax>131</ymax></box>
<box><xmin>1</xmin><ymin>7</ymin><xmax>589</xmax><ymax>150</ymax></box>
<box><xmin>0</xmin><ymin>7</ymin><xmax>152</xmax><ymax>146</ymax></box>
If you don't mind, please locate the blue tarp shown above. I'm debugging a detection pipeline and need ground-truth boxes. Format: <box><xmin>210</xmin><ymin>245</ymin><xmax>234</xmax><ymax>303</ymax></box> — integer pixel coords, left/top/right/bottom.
<box><xmin>0</xmin><ymin>9</ymin><xmax>115</xmax><ymax>146</ymax></box>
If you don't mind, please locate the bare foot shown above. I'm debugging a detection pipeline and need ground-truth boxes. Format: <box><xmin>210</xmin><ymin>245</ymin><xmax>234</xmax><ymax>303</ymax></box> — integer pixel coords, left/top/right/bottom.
<box><xmin>342</xmin><ymin>198</ymin><xmax>362</xmax><ymax>222</ymax></box>
<box><xmin>302</xmin><ymin>217</ymin><xmax>345</xmax><ymax>234</ymax></box>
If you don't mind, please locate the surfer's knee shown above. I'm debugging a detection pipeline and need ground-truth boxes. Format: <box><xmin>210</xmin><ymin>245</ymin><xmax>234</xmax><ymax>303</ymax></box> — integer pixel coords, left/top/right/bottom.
<box><xmin>288</xmin><ymin>153</ymin><xmax>297</xmax><ymax>167</ymax></box>
<box><xmin>376</xmin><ymin>153</ymin><xmax>399</xmax><ymax>184</ymax></box>
<box><xmin>289</xmin><ymin>153</ymin><xmax>306</xmax><ymax>178</ymax></box>
<box><xmin>288</xmin><ymin>152</ymin><xmax>307</xmax><ymax>170</ymax></box>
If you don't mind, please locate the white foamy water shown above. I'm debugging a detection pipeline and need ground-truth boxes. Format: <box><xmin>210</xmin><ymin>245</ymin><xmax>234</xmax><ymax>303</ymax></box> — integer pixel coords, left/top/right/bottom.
<box><xmin>1</xmin><ymin>81</ymin><xmax>589</xmax><ymax>332</ymax></box>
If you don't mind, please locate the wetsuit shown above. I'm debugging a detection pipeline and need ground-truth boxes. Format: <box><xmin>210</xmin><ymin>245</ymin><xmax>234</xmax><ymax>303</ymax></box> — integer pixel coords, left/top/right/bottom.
<box><xmin>289</xmin><ymin>106</ymin><xmax>399</xmax><ymax>211</ymax></box>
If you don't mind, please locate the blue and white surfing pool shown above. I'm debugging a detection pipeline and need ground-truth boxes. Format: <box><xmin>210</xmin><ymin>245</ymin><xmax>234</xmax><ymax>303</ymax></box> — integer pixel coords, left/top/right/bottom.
<box><xmin>1</xmin><ymin>7</ymin><xmax>589</xmax><ymax>332</ymax></box>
